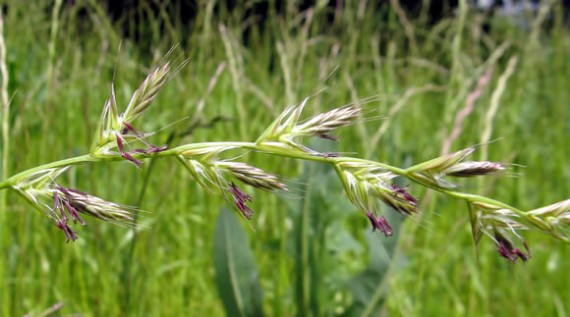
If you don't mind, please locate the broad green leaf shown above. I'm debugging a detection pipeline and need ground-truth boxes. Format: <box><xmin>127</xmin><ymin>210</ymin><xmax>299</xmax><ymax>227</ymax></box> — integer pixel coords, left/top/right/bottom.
<box><xmin>342</xmin><ymin>210</ymin><xmax>405</xmax><ymax>317</ymax></box>
<box><xmin>213</xmin><ymin>208</ymin><xmax>264</xmax><ymax>317</ymax></box>
<box><xmin>288</xmin><ymin>139</ymin><xmax>358</xmax><ymax>317</ymax></box>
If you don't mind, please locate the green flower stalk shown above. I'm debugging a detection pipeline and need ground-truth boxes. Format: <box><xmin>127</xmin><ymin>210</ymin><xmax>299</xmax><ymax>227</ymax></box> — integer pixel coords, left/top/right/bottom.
<box><xmin>0</xmin><ymin>62</ymin><xmax>568</xmax><ymax>263</ymax></box>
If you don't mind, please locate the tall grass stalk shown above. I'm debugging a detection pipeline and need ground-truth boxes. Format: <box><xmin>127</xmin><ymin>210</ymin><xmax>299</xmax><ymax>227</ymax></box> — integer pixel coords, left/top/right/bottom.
<box><xmin>47</xmin><ymin>0</ymin><xmax>63</xmax><ymax>89</ymax></box>
<box><xmin>480</xmin><ymin>56</ymin><xmax>517</xmax><ymax>161</ymax></box>
<box><xmin>0</xmin><ymin>7</ymin><xmax>10</xmax><ymax>314</ymax></box>
<box><xmin>0</xmin><ymin>7</ymin><xmax>9</xmax><ymax>209</ymax></box>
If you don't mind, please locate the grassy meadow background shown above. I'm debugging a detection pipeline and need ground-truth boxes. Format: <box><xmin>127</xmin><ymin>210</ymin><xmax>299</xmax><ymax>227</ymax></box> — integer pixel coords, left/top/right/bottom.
<box><xmin>1</xmin><ymin>0</ymin><xmax>569</xmax><ymax>316</ymax></box>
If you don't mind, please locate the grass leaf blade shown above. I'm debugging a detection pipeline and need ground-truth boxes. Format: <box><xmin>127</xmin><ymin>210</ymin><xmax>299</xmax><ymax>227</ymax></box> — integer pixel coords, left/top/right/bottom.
<box><xmin>213</xmin><ymin>207</ymin><xmax>264</xmax><ymax>317</ymax></box>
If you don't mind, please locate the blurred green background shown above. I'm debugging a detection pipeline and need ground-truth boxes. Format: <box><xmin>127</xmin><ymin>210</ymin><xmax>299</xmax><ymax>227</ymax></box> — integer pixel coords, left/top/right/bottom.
<box><xmin>0</xmin><ymin>0</ymin><xmax>569</xmax><ymax>316</ymax></box>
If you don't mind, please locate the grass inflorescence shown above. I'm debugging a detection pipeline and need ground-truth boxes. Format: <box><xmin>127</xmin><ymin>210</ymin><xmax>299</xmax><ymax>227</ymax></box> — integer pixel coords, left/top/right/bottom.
<box><xmin>2</xmin><ymin>61</ymin><xmax>567</xmax><ymax>263</ymax></box>
<box><xmin>1</xmin><ymin>1</ymin><xmax>569</xmax><ymax>316</ymax></box>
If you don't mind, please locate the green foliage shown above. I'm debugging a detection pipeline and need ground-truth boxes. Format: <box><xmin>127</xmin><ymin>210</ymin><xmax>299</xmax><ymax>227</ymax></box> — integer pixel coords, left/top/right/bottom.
<box><xmin>287</xmin><ymin>144</ymin><xmax>405</xmax><ymax>316</ymax></box>
<box><xmin>213</xmin><ymin>208</ymin><xmax>264</xmax><ymax>317</ymax></box>
<box><xmin>343</xmin><ymin>215</ymin><xmax>404</xmax><ymax>317</ymax></box>
<box><xmin>288</xmin><ymin>141</ymin><xmax>354</xmax><ymax>316</ymax></box>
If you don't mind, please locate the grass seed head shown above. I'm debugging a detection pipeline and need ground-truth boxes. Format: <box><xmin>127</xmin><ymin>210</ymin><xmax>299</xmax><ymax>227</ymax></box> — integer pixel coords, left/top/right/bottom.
<box><xmin>293</xmin><ymin>105</ymin><xmax>361</xmax><ymax>137</ymax></box>
<box><xmin>338</xmin><ymin>163</ymin><xmax>417</xmax><ymax>217</ymax></box>
<box><xmin>527</xmin><ymin>199</ymin><xmax>570</xmax><ymax>218</ymax></box>
<box><xmin>445</xmin><ymin>161</ymin><xmax>505</xmax><ymax>177</ymax></box>
<box><xmin>92</xmin><ymin>64</ymin><xmax>171</xmax><ymax>157</ymax></box>
<box><xmin>216</xmin><ymin>162</ymin><xmax>286</xmax><ymax>191</ymax></box>
<box><xmin>494</xmin><ymin>229</ymin><xmax>530</xmax><ymax>263</ymax></box>
<box><xmin>15</xmin><ymin>173</ymin><xmax>136</xmax><ymax>241</ymax></box>
<box><xmin>374</xmin><ymin>184</ymin><xmax>418</xmax><ymax>216</ymax></box>
<box><xmin>182</xmin><ymin>159</ymin><xmax>225</xmax><ymax>195</ymax></box>
<box><xmin>256</xmin><ymin>98</ymin><xmax>361</xmax><ymax>153</ymax></box>
<box><xmin>122</xmin><ymin>63</ymin><xmax>170</xmax><ymax>124</ymax></box>
<box><xmin>409</xmin><ymin>147</ymin><xmax>475</xmax><ymax>174</ymax></box>
<box><xmin>92</xmin><ymin>84</ymin><xmax>120</xmax><ymax>151</ymax></box>
<box><xmin>56</xmin><ymin>185</ymin><xmax>135</xmax><ymax>226</ymax></box>
<box><xmin>407</xmin><ymin>148</ymin><xmax>506</xmax><ymax>189</ymax></box>
<box><xmin>469</xmin><ymin>201</ymin><xmax>531</xmax><ymax>262</ymax></box>
<box><xmin>366</xmin><ymin>211</ymin><xmax>393</xmax><ymax>237</ymax></box>
<box><xmin>229</xmin><ymin>182</ymin><xmax>254</xmax><ymax>219</ymax></box>
<box><xmin>526</xmin><ymin>200</ymin><xmax>570</xmax><ymax>239</ymax></box>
